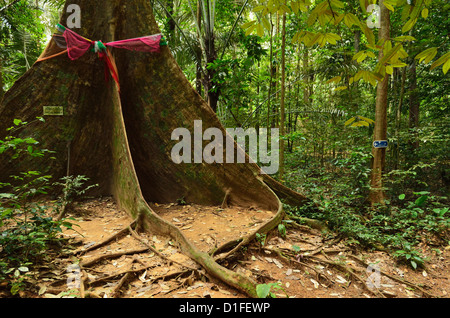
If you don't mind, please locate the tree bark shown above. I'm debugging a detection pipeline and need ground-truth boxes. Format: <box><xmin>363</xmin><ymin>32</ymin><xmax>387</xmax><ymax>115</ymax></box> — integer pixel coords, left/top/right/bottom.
<box><xmin>394</xmin><ymin>66</ymin><xmax>407</xmax><ymax>170</ymax></box>
<box><xmin>278</xmin><ymin>13</ymin><xmax>286</xmax><ymax>181</ymax></box>
<box><xmin>0</xmin><ymin>57</ymin><xmax>4</xmax><ymax>101</ymax></box>
<box><xmin>0</xmin><ymin>0</ymin><xmax>310</xmax><ymax>297</ymax></box>
<box><xmin>369</xmin><ymin>0</ymin><xmax>389</xmax><ymax>206</ymax></box>
<box><xmin>408</xmin><ymin>59</ymin><xmax>420</xmax><ymax>153</ymax></box>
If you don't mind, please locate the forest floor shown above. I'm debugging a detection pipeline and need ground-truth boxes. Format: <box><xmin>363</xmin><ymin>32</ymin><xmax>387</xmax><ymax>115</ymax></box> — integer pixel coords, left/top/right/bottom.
<box><xmin>11</xmin><ymin>196</ymin><xmax>449</xmax><ymax>299</ymax></box>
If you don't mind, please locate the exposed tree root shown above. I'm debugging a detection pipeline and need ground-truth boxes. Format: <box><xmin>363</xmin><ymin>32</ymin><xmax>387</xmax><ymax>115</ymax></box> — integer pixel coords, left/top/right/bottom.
<box><xmin>80</xmin><ymin>247</ymin><xmax>150</xmax><ymax>268</ymax></box>
<box><xmin>127</xmin><ymin>224</ymin><xmax>199</xmax><ymax>271</ymax></box>
<box><xmin>78</xmin><ymin>219</ymin><xmax>137</xmax><ymax>255</ymax></box>
<box><xmin>110</xmin><ymin>261</ymin><xmax>134</xmax><ymax>298</ymax></box>
<box><xmin>287</xmin><ymin>215</ymin><xmax>329</xmax><ymax>233</ymax></box>
<box><xmin>88</xmin><ymin>263</ymin><xmax>159</xmax><ymax>286</ymax></box>
<box><xmin>221</xmin><ymin>189</ymin><xmax>231</xmax><ymax>209</ymax></box>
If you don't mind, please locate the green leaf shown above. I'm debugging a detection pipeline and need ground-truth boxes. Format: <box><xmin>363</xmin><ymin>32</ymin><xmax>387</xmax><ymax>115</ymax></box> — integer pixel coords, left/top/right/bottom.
<box><xmin>414</xmin><ymin>195</ymin><xmax>428</xmax><ymax>207</ymax></box>
<box><xmin>430</xmin><ymin>52</ymin><xmax>450</xmax><ymax>70</ymax></box>
<box><xmin>389</xmin><ymin>62</ymin><xmax>407</xmax><ymax>68</ymax></box>
<box><xmin>402</xmin><ymin>18</ymin><xmax>417</xmax><ymax>33</ymax></box>
<box><xmin>245</xmin><ymin>24</ymin><xmax>257</xmax><ymax>36</ymax></box>
<box><xmin>326</xmin><ymin>76</ymin><xmax>342</xmax><ymax>84</ymax></box>
<box><xmin>325</xmin><ymin>33</ymin><xmax>341</xmax><ymax>45</ymax></box>
<box><xmin>256</xmin><ymin>284</ymin><xmax>272</xmax><ymax>298</ymax></box>
<box><xmin>291</xmin><ymin>1</ymin><xmax>299</xmax><ymax>14</ymax></box>
<box><xmin>384</xmin><ymin>2</ymin><xmax>395</xmax><ymax>12</ymax></box>
<box><xmin>398</xmin><ymin>194</ymin><xmax>405</xmax><ymax>200</ymax></box>
<box><xmin>344</xmin><ymin>117</ymin><xmax>356</xmax><ymax>126</ymax></box>
<box><xmin>415</xmin><ymin>47</ymin><xmax>438</xmax><ymax>64</ymax></box>
<box><xmin>18</xmin><ymin>266</ymin><xmax>29</xmax><ymax>272</ymax></box>
<box><xmin>241</xmin><ymin>21</ymin><xmax>256</xmax><ymax>29</ymax></box>
<box><xmin>256</xmin><ymin>23</ymin><xmax>264</xmax><ymax>37</ymax></box>
<box><xmin>359</xmin><ymin>0</ymin><xmax>367</xmax><ymax>13</ymax></box>
<box><xmin>443</xmin><ymin>59</ymin><xmax>450</xmax><ymax>74</ymax></box>
<box><xmin>358</xmin><ymin>116</ymin><xmax>375</xmax><ymax>124</ymax></box>
<box><xmin>352</xmin><ymin>51</ymin><xmax>364</xmax><ymax>61</ymax></box>
<box><xmin>344</xmin><ymin>13</ymin><xmax>359</xmax><ymax>28</ymax></box>
<box><xmin>252</xmin><ymin>5</ymin><xmax>266</xmax><ymax>12</ymax></box>
<box><xmin>262</xmin><ymin>17</ymin><xmax>271</xmax><ymax>31</ymax></box>
<box><xmin>393</xmin><ymin>35</ymin><xmax>416</xmax><ymax>42</ymax></box>
<box><xmin>13</xmin><ymin>119</ymin><xmax>22</xmax><ymax>126</ymax></box>
<box><xmin>421</xmin><ymin>8</ymin><xmax>429</xmax><ymax>19</ymax></box>
<box><xmin>330</xmin><ymin>0</ymin><xmax>345</xmax><ymax>9</ymax></box>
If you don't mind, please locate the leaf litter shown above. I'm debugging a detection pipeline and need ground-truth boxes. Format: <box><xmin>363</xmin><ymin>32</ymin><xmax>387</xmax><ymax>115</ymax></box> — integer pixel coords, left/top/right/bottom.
<box><xmin>3</xmin><ymin>196</ymin><xmax>448</xmax><ymax>299</ymax></box>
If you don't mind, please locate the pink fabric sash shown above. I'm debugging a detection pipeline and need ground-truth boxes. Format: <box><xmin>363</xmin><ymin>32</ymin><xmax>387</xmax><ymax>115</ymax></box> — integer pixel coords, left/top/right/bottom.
<box><xmin>55</xmin><ymin>26</ymin><xmax>165</xmax><ymax>92</ymax></box>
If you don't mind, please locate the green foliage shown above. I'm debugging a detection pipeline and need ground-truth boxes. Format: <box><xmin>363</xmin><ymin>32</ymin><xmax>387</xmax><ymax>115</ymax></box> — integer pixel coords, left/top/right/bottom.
<box><xmin>255</xmin><ymin>232</ymin><xmax>267</xmax><ymax>247</ymax></box>
<box><xmin>278</xmin><ymin>222</ymin><xmax>287</xmax><ymax>239</ymax></box>
<box><xmin>52</xmin><ymin>175</ymin><xmax>98</xmax><ymax>213</ymax></box>
<box><xmin>393</xmin><ymin>244</ymin><xmax>426</xmax><ymax>270</ymax></box>
<box><xmin>285</xmin><ymin>179</ymin><xmax>449</xmax><ymax>270</ymax></box>
<box><xmin>0</xmin><ymin>119</ymin><xmax>74</xmax><ymax>295</ymax></box>
<box><xmin>256</xmin><ymin>281</ymin><xmax>287</xmax><ymax>298</ymax></box>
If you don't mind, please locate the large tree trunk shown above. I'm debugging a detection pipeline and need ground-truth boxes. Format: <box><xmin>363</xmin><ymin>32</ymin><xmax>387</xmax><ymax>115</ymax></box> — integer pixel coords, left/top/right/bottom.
<box><xmin>0</xmin><ymin>0</ymin><xmax>308</xmax><ymax>297</ymax></box>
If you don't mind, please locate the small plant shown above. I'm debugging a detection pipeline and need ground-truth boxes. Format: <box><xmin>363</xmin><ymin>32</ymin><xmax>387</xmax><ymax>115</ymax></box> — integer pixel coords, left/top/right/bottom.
<box><xmin>2</xmin><ymin>264</ymin><xmax>31</xmax><ymax>296</ymax></box>
<box><xmin>0</xmin><ymin>119</ymin><xmax>74</xmax><ymax>295</ymax></box>
<box><xmin>256</xmin><ymin>282</ymin><xmax>288</xmax><ymax>298</ymax></box>
<box><xmin>393</xmin><ymin>243</ymin><xmax>426</xmax><ymax>270</ymax></box>
<box><xmin>176</xmin><ymin>196</ymin><xmax>187</xmax><ymax>205</ymax></box>
<box><xmin>255</xmin><ymin>232</ymin><xmax>267</xmax><ymax>248</ymax></box>
<box><xmin>53</xmin><ymin>175</ymin><xmax>98</xmax><ymax>220</ymax></box>
<box><xmin>278</xmin><ymin>222</ymin><xmax>287</xmax><ymax>239</ymax></box>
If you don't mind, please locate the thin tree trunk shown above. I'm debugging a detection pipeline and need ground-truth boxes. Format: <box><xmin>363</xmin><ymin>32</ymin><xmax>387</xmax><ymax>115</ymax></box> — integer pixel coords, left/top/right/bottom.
<box><xmin>195</xmin><ymin>1</ymin><xmax>203</xmax><ymax>96</ymax></box>
<box><xmin>394</xmin><ymin>66</ymin><xmax>407</xmax><ymax>170</ymax></box>
<box><xmin>0</xmin><ymin>57</ymin><xmax>4</xmax><ymax>101</ymax></box>
<box><xmin>408</xmin><ymin>59</ymin><xmax>420</xmax><ymax>153</ymax></box>
<box><xmin>279</xmin><ymin>13</ymin><xmax>286</xmax><ymax>181</ymax></box>
<box><xmin>267</xmin><ymin>15</ymin><xmax>274</xmax><ymax>130</ymax></box>
<box><xmin>369</xmin><ymin>0</ymin><xmax>390</xmax><ymax>206</ymax></box>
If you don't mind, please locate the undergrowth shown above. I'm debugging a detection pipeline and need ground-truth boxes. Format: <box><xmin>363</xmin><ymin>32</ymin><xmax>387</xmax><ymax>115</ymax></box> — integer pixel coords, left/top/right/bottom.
<box><xmin>282</xmin><ymin>147</ymin><xmax>449</xmax><ymax>270</ymax></box>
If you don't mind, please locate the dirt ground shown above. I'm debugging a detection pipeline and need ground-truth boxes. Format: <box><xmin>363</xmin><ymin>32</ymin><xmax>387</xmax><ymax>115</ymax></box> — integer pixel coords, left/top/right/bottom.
<box><xmin>13</xmin><ymin>196</ymin><xmax>450</xmax><ymax>299</ymax></box>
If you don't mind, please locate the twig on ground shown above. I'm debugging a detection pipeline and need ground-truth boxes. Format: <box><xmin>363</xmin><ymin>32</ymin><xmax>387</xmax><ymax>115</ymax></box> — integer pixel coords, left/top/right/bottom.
<box><xmin>80</xmin><ymin>247</ymin><xmax>150</xmax><ymax>267</ymax></box>
<box><xmin>78</xmin><ymin>219</ymin><xmax>137</xmax><ymax>255</ymax></box>
<box><xmin>128</xmin><ymin>225</ymin><xmax>200</xmax><ymax>271</ymax></box>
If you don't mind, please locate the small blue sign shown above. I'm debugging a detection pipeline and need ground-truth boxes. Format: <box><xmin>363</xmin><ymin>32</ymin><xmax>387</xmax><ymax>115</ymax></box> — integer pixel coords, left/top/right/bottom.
<box><xmin>373</xmin><ymin>140</ymin><xmax>388</xmax><ymax>148</ymax></box>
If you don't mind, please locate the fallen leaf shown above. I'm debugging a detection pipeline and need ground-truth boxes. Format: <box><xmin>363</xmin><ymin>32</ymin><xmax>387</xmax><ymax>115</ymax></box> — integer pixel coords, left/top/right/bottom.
<box><xmin>335</xmin><ymin>275</ymin><xmax>348</xmax><ymax>284</ymax></box>
<box><xmin>38</xmin><ymin>285</ymin><xmax>47</xmax><ymax>296</ymax></box>
<box><xmin>310</xmin><ymin>279</ymin><xmax>319</xmax><ymax>288</ymax></box>
<box><xmin>139</xmin><ymin>270</ymin><xmax>148</xmax><ymax>282</ymax></box>
<box><xmin>273</xmin><ymin>259</ymin><xmax>283</xmax><ymax>268</ymax></box>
